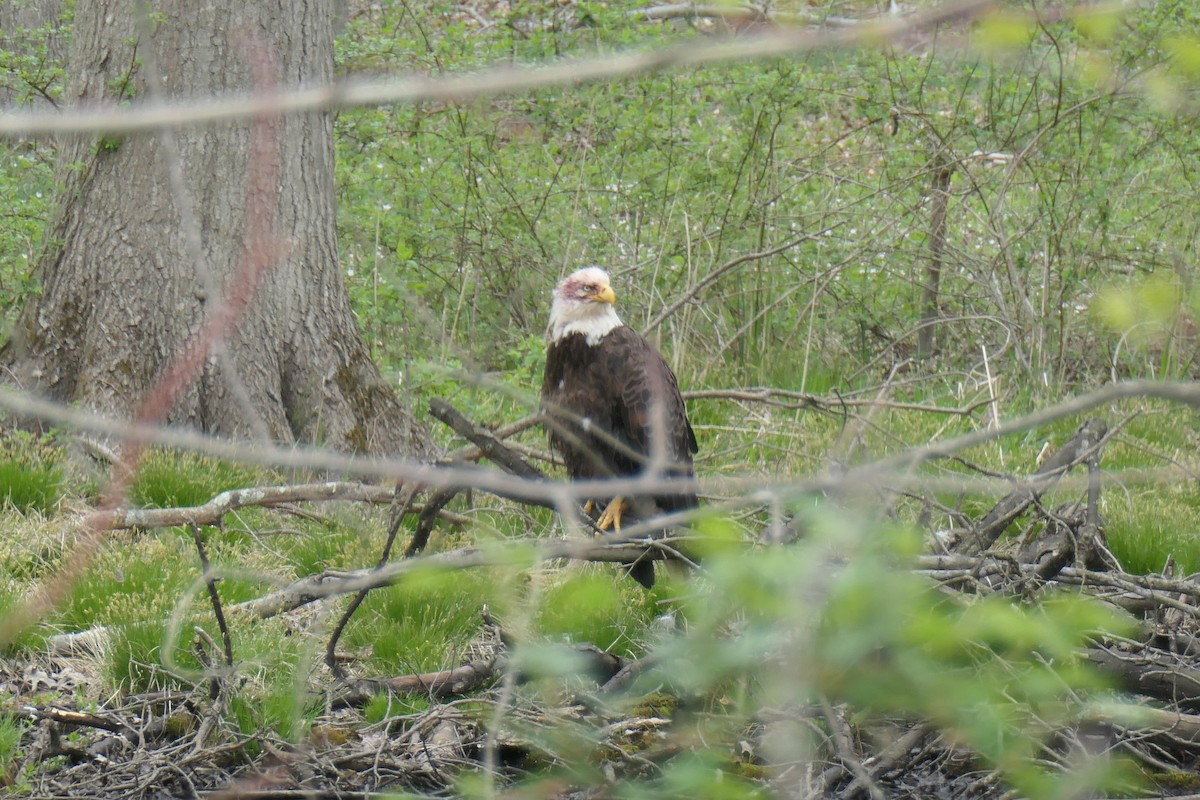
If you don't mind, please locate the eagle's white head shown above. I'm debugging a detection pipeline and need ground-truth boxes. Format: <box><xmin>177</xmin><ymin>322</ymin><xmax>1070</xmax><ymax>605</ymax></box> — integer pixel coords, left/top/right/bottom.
<box><xmin>548</xmin><ymin>266</ymin><xmax>624</xmax><ymax>345</ymax></box>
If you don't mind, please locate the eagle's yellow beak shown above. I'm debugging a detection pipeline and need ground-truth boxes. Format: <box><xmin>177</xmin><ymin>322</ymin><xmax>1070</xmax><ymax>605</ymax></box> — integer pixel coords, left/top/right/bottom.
<box><xmin>594</xmin><ymin>284</ymin><xmax>616</xmax><ymax>305</ymax></box>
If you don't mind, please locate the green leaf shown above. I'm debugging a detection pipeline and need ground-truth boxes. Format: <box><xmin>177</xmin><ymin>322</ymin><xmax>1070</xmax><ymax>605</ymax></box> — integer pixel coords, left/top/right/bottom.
<box><xmin>1165</xmin><ymin>34</ymin><xmax>1200</xmax><ymax>75</ymax></box>
<box><xmin>1075</xmin><ymin>10</ymin><xmax>1120</xmax><ymax>42</ymax></box>
<box><xmin>976</xmin><ymin>11</ymin><xmax>1035</xmax><ymax>51</ymax></box>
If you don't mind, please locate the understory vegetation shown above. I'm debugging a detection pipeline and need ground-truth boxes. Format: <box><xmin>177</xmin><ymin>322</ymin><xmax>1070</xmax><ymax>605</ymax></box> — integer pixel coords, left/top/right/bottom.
<box><xmin>3</xmin><ymin>0</ymin><xmax>1200</xmax><ymax>797</ymax></box>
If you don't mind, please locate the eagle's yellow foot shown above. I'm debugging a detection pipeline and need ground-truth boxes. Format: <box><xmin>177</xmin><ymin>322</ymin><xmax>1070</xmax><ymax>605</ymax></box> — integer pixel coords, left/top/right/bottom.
<box><xmin>596</xmin><ymin>497</ymin><xmax>627</xmax><ymax>532</ymax></box>
<box><xmin>583</xmin><ymin>499</ymin><xmax>596</xmax><ymax>516</ymax></box>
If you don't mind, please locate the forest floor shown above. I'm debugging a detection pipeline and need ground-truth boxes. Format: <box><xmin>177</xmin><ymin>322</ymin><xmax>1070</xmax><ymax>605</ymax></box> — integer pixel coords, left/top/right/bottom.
<box><xmin>7</xmin><ymin>415</ymin><xmax>1200</xmax><ymax>799</ymax></box>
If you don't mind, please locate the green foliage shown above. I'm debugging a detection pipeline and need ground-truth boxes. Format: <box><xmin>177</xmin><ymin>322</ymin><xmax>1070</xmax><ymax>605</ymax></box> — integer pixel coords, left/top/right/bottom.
<box><xmin>324</xmin><ymin>0</ymin><xmax>1200</xmax><ymax>410</ymax></box>
<box><xmin>597</xmin><ymin>512</ymin><xmax>1134</xmax><ymax>798</ymax></box>
<box><xmin>0</xmin><ymin>9</ymin><xmax>68</xmax><ymax>106</ymax></box>
<box><xmin>4</xmin><ymin>1</ymin><xmax>1200</xmax><ymax>794</ymax></box>
<box><xmin>0</xmin><ymin>8</ymin><xmax>64</xmax><ymax>327</ymax></box>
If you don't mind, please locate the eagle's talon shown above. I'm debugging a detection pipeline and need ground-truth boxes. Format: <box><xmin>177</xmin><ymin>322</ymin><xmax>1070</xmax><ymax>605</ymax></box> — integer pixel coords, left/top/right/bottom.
<box><xmin>596</xmin><ymin>496</ymin><xmax>626</xmax><ymax>532</ymax></box>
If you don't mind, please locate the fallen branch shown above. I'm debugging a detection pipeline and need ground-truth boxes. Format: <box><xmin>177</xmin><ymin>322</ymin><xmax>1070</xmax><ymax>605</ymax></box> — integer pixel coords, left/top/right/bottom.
<box><xmin>336</xmin><ymin>658</ymin><xmax>499</xmax><ymax>706</ymax></box>
<box><xmin>443</xmin><ymin>412</ymin><xmax>541</xmax><ymax>463</ymax></box>
<box><xmin>100</xmin><ymin>481</ymin><xmax>396</xmax><ymax>530</ymax></box>
<box><xmin>429</xmin><ymin>398</ymin><xmax>546</xmax><ymax>481</ymax></box>
<box><xmin>1086</xmin><ymin>703</ymin><xmax>1200</xmax><ymax>747</ymax></box>
<box><xmin>0</xmin><ymin>702</ymin><xmax>135</xmax><ymax>738</ymax></box>
<box><xmin>231</xmin><ymin>533</ymin><xmax>686</xmax><ymax>619</ymax></box>
<box><xmin>1085</xmin><ymin>646</ymin><xmax>1200</xmax><ymax>712</ymax></box>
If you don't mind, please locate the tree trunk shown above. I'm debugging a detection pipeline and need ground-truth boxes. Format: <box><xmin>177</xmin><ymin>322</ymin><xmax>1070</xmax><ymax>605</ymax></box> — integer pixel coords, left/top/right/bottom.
<box><xmin>916</xmin><ymin>151</ymin><xmax>954</xmax><ymax>360</ymax></box>
<box><xmin>0</xmin><ymin>0</ymin><xmax>437</xmax><ymax>458</ymax></box>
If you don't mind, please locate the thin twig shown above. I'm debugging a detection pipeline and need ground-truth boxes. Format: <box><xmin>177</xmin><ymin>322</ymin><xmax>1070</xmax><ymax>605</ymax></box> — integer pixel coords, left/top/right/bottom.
<box><xmin>190</xmin><ymin>524</ymin><xmax>234</xmax><ymax>669</ymax></box>
<box><xmin>325</xmin><ymin>484</ymin><xmax>420</xmax><ymax>676</ymax></box>
<box><xmin>406</xmin><ymin>486</ymin><xmax>460</xmax><ymax>558</ymax></box>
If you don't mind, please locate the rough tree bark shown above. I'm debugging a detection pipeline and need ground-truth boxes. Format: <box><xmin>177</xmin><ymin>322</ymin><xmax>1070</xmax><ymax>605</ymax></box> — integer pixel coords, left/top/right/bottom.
<box><xmin>0</xmin><ymin>0</ymin><xmax>437</xmax><ymax>457</ymax></box>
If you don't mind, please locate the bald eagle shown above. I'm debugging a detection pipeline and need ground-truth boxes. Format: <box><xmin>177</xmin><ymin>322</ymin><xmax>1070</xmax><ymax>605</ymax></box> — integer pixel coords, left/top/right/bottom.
<box><xmin>540</xmin><ymin>267</ymin><xmax>698</xmax><ymax>588</ymax></box>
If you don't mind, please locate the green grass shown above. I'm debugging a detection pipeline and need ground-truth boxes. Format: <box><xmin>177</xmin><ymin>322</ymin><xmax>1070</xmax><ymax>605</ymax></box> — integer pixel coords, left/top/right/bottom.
<box><xmin>1106</xmin><ymin>494</ymin><xmax>1200</xmax><ymax>576</ymax></box>
<box><xmin>107</xmin><ymin>619</ymin><xmax>176</xmax><ymax>693</ymax></box>
<box><xmin>364</xmin><ymin>690</ymin><xmax>429</xmax><ymax>722</ymax></box>
<box><xmin>0</xmin><ymin>431</ymin><xmax>64</xmax><ymax>515</ymax></box>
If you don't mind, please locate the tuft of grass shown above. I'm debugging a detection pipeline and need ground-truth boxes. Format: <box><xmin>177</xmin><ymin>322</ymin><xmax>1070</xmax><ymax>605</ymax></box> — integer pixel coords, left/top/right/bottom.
<box><xmin>536</xmin><ymin>570</ymin><xmax>662</xmax><ymax>658</ymax></box>
<box><xmin>0</xmin><ymin>459</ymin><xmax>62</xmax><ymax>515</ymax></box>
<box><xmin>129</xmin><ymin>450</ymin><xmax>270</xmax><ymax>508</ymax></box>
<box><xmin>347</xmin><ymin>568</ymin><xmax>504</xmax><ymax>675</ymax></box>
<box><xmin>285</xmin><ymin>524</ymin><xmax>382</xmax><ymax>576</ymax></box>
<box><xmin>1105</xmin><ymin>485</ymin><xmax>1200</xmax><ymax>575</ymax></box>
<box><xmin>108</xmin><ymin>620</ymin><xmax>174</xmax><ymax>694</ymax></box>
<box><xmin>364</xmin><ymin>691</ymin><xmax>429</xmax><ymax>723</ymax></box>
<box><xmin>59</xmin><ymin>537</ymin><xmax>196</xmax><ymax>629</ymax></box>
<box><xmin>259</xmin><ymin>672</ymin><xmax>323</xmax><ymax>742</ymax></box>
<box><xmin>0</xmin><ymin>714</ymin><xmax>24</xmax><ymax>785</ymax></box>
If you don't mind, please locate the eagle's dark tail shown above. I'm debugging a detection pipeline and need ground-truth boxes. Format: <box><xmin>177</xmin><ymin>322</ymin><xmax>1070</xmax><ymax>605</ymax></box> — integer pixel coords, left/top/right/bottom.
<box><xmin>626</xmin><ymin>558</ymin><xmax>656</xmax><ymax>590</ymax></box>
<box><xmin>622</xmin><ymin>489</ymin><xmax>697</xmax><ymax>589</ymax></box>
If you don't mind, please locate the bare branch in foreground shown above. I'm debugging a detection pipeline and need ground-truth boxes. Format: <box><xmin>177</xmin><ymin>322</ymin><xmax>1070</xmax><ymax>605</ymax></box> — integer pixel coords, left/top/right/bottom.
<box><xmin>683</xmin><ymin>386</ymin><xmax>994</xmax><ymax>416</ymax></box>
<box><xmin>636</xmin><ymin>4</ymin><xmax>867</xmax><ymax>27</ymax></box>
<box><xmin>8</xmin><ymin>380</ymin><xmax>1200</xmax><ymax>503</ymax></box>
<box><xmin>0</xmin><ymin>0</ymin><xmax>999</xmax><ymax>137</ymax></box>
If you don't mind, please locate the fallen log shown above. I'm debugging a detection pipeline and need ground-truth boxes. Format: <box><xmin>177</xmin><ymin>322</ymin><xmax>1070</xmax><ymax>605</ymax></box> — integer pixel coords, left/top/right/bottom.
<box><xmin>949</xmin><ymin>418</ymin><xmax>1108</xmax><ymax>555</ymax></box>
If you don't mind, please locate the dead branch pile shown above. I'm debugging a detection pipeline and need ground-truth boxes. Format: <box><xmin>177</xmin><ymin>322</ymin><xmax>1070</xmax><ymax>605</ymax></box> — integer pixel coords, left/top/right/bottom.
<box><xmin>8</xmin><ymin>412</ymin><xmax>1200</xmax><ymax>798</ymax></box>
